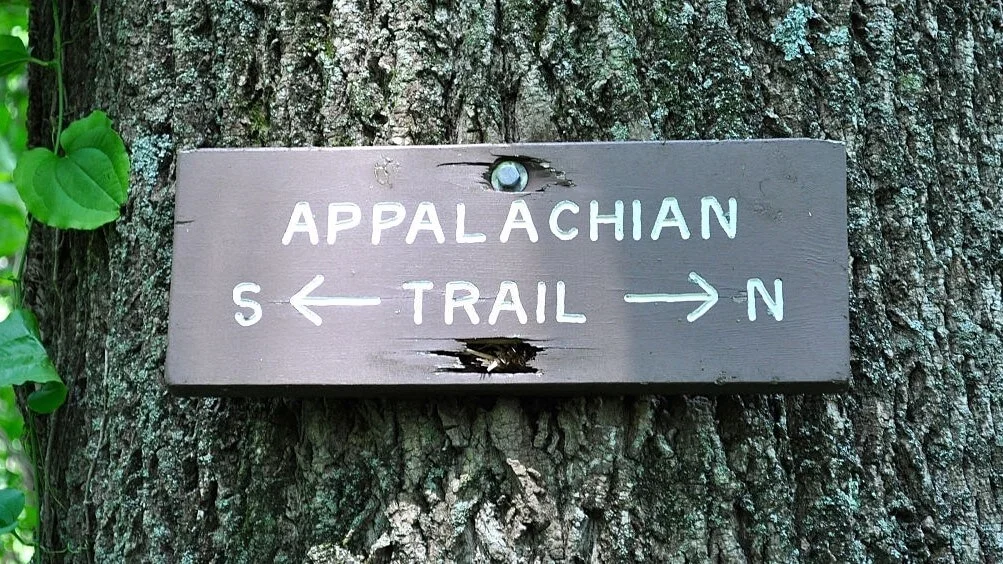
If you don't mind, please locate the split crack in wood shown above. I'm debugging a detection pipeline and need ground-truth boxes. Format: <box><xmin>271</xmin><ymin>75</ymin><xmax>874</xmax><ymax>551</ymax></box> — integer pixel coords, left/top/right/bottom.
<box><xmin>431</xmin><ymin>338</ymin><xmax>542</xmax><ymax>374</ymax></box>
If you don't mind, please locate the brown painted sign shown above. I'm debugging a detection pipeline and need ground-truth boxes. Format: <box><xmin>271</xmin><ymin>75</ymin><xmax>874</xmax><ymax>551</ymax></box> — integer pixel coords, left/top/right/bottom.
<box><xmin>167</xmin><ymin>141</ymin><xmax>848</xmax><ymax>395</ymax></box>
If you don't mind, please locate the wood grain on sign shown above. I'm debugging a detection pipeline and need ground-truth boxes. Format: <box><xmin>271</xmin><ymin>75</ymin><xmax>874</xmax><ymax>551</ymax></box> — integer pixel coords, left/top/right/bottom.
<box><xmin>167</xmin><ymin>141</ymin><xmax>848</xmax><ymax>395</ymax></box>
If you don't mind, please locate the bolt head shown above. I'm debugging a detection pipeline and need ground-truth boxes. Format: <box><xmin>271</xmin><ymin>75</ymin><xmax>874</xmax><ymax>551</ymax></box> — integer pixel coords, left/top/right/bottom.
<box><xmin>491</xmin><ymin>161</ymin><xmax>528</xmax><ymax>192</ymax></box>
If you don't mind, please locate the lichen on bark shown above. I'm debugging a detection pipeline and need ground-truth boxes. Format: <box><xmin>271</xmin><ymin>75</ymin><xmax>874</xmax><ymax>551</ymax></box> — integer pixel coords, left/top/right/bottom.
<box><xmin>22</xmin><ymin>0</ymin><xmax>1003</xmax><ymax>562</ymax></box>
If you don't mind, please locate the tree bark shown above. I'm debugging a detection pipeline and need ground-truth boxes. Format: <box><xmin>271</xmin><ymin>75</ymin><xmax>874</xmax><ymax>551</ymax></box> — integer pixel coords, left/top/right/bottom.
<box><xmin>24</xmin><ymin>0</ymin><xmax>1003</xmax><ymax>562</ymax></box>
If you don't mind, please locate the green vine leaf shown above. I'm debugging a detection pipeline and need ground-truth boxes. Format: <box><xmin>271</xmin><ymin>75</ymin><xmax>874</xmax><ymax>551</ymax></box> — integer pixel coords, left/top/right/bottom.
<box><xmin>0</xmin><ymin>387</ymin><xmax>24</xmax><ymax>441</ymax></box>
<box><xmin>0</xmin><ymin>309</ymin><xmax>66</xmax><ymax>413</ymax></box>
<box><xmin>0</xmin><ymin>35</ymin><xmax>30</xmax><ymax>77</ymax></box>
<box><xmin>27</xmin><ymin>381</ymin><xmax>66</xmax><ymax>414</ymax></box>
<box><xmin>13</xmin><ymin>110</ymin><xmax>130</xmax><ymax>230</ymax></box>
<box><xmin>0</xmin><ymin>183</ymin><xmax>27</xmax><ymax>256</ymax></box>
<box><xmin>0</xmin><ymin>488</ymin><xmax>24</xmax><ymax>535</ymax></box>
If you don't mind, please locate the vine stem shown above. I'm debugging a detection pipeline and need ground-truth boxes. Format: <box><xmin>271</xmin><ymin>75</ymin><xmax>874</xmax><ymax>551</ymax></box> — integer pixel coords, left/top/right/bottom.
<box><xmin>51</xmin><ymin>0</ymin><xmax>64</xmax><ymax>152</ymax></box>
<box><xmin>10</xmin><ymin>218</ymin><xmax>31</xmax><ymax>307</ymax></box>
<box><xmin>13</xmin><ymin>528</ymin><xmax>75</xmax><ymax>555</ymax></box>
<box><xmin>13</xmin><ymin>0</ymin><xmax>63</xmax><ymax>302</ymax></box>
<box><xmin>18</xmin><ymin>2</ymin><xmax>70</xmax><ymax>557</ymax></box>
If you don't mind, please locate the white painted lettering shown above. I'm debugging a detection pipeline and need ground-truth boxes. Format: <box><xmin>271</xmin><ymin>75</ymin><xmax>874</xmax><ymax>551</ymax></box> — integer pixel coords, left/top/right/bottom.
<box><xmin>402</xmin><ymin>280</ymin><xmax>434</xmax><ymax>325</ymax></box>
<box><xmin>372</xmin><ymin>202</ymin><xmax>406</xmax><ymax>244</ymax></box>
<box><xmin>747</xmin><ymin>278</ymin><xmax>784</xmax><ymax>321</ymax></box>
<box><xmin>233</xmin><ymin>282</ymin><xmax>262</xmax><ymax>327</ymax></box>
<box><xmin>556</xmin><ymin>280</ymin><xmax>587</xmax><ymax>323</ymax></box>
<box><xmin>650</xmin><ymin>197</ymin><xmax>691</xmax><ymax>240</ymax></box>
<box><xmin>701</xmin><ymin>196</ymin><xmax>737</xmax><ymax>239</ymax></box>
<box><xmin>589</xmin><ymin>200</ymin><xmax>624</xmax><ymax>241</ymax></box>
<box><xmin>406</xmin><ymin>202</ymin><xmax>446</xmax><ymax>244</ymax></box>
<box><xmin>445</xmin><ymin>281</ymin><xmax>480</xmax><ymax>325</ymax></box>
<box><xmin>327</xmin><ymin>203</ymin><xmax>362</xmax><ymax>244</ymax></box>
<box><xmin>282</xmin><ymin>202</ymin><xmax>318</xmax><ymax>245</ymax></box>
<box><xmin>500</xmin><ymin>199</ymin><xmax>539</xmax><ymax>243</ymax></box>
<box><xmin>632</xmin><ymin>199</ymin><xmax>642</xmax><ymax>241</ymax></box>
<box><xmin>455</xmin><ymin>203</ymin><xmax>487</xmax><ymax>243</ymax></box>
<box><xmin>488</xmin><ymin>281</ymin><xmax>528</xmax><ymax>325</ymax></box>
<box><xmin>536</xmin><ymin>282</ymin><xmax>546</xmax><ymax>324</ymax></box>
<box><xmin>549</xmin><ymin>200</ymin><xmax>579</xmax><ymax>241</ymax></box>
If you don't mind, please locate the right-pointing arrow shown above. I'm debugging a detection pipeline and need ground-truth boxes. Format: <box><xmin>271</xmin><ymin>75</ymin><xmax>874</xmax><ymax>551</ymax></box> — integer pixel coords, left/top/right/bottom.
<box><xmin>624</xmin><ymin>271</ymin><xmax>719</xmax><ymax>322</ymax></box>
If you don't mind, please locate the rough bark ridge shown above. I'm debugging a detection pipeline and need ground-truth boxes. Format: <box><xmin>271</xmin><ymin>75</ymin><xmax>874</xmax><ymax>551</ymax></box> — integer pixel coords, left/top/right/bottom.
<box><xmin>24</xmin><ymin>0</ymin><xmax>1003</xmax><ymax>562</ymax></box>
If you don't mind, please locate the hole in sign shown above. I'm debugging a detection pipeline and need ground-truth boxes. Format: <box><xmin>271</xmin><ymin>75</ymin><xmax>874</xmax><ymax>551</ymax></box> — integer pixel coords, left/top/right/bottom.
<box><xmin>437</xmin><ymin>156</ymin><xmax>575</xmax><ymax>192</ymax></box>
<box><xmin>486</xmin><ymin>156</ymin><xmax>575</xmax><ymax>193</ymax></box>
<box><xmin>491</xmin><ymin>160</ymin><xmax>529</xmax><ymax>192</ymax></box>
<box><xmin>431</xmin><ymin>338</ymin><xmax>542</xmax><ymax>374</ymax></box>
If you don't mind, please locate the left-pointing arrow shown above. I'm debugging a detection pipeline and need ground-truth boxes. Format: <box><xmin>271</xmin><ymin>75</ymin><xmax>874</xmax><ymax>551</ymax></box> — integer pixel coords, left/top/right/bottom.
<box><xmin>290</xmin><ymin>275</ymin><xmax>382</xmax><ymax>326</ymax></box>
<box><xmin>624</xmin><ymin>271</ymin><xmax>719</xmax><ymax>322</ymax></box>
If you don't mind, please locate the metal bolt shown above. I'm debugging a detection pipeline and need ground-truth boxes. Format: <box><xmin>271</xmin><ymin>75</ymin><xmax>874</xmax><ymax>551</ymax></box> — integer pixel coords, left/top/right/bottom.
<box><xmin>491</xmin><ymin>160</ymin><xmax>528</xmax><ymax>192</ymax></box>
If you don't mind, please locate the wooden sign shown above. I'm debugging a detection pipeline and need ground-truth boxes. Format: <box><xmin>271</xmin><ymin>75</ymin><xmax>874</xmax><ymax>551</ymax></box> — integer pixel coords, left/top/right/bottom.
<box><xmin>167</xmin><ymin>141</ymin><xmax>848</xmax><ymax>395</ymax></box>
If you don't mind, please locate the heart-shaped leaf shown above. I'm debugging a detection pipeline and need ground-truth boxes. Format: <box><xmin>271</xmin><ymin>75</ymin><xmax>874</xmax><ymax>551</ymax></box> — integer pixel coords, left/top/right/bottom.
<box><xmin>0</xmin><ymin>35</ymin><xmax>29</xmax><ymax>77</ymax></box>
<box><xmin>0</xmin><ymin>488</ymin><xmax>24</xmax><ymax>535</ymax></box>
<box><xmin>0</xmin><ymin>309</ymin><xmax>62</xmax><ymax>387</ymax></box>
<box><xmin>13</xmin><ymin>111</ymin><xmax>130</xmax><ymax>230</ymax></box>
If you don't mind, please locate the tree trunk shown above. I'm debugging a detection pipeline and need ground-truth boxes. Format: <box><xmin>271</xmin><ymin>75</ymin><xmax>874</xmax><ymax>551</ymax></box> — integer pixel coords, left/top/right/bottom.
<box><xmin>25</xmin><ymin>0</ymin><xmax>1003</xmax><ymax>562</ymax></box>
